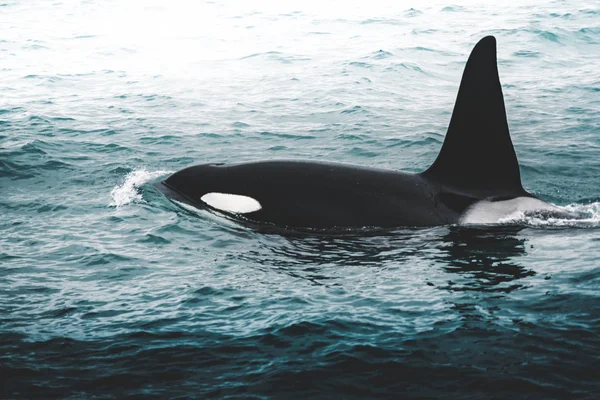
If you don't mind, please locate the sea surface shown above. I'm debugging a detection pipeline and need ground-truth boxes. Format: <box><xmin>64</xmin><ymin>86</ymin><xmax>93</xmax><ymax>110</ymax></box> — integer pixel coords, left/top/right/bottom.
<box><xmin>1</xmin><ymin>0</ymin><xmax>600</xmax><ymax>398</ymax></box>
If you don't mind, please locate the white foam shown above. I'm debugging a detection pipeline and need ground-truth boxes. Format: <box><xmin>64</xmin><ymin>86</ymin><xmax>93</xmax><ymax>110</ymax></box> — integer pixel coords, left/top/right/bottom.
<box><xmin>498</xmin><ymin>202</ymin><xmax>600</xmax><ymax>228</ymax></box>
<box><xmin>200</xmin><ymin>192</ymin><xmax>262</xmax><ymax>213</ymax></box>
<box><xmin>460</xmin><ymin>198</ymin><xmax>600</xmax><ymax>228</ymax></box>
<box><xmin>110</xmin><ymin>168</ymin><xmax>169</xmax><ymax>207</ymax></box>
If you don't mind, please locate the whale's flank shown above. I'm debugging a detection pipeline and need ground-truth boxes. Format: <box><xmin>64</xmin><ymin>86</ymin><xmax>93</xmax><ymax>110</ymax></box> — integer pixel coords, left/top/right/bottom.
<box><xmin>159</xmin><ymin>36</ymin><xmax>551</xmax><ymax>231</ymax></box>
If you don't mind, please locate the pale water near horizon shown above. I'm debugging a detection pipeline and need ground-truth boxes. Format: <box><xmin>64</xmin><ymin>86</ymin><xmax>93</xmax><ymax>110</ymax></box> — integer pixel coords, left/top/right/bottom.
<box><xmin>1</xmin><ymin>0</ymin><xmax>599</xmax><ymax>398</ymax></box>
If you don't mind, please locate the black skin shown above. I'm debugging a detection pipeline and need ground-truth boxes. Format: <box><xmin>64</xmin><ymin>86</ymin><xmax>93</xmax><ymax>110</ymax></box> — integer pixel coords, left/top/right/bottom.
<box><xmin>159</xmin><ymin>36</ymin><xmax>539</xmax><ymax>231</ymax></box>
<box><xmin>160</xmin><ymin>160</ymin><xmax>478</xmax><ymax>230</ymax></box>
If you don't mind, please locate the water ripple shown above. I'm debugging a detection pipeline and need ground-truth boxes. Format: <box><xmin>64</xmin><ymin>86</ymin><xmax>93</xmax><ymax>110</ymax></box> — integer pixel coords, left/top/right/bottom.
<box><xmin>1</xmin><ymin>0</ymin><xmax>599</xmax><ymax>398</ymax></box>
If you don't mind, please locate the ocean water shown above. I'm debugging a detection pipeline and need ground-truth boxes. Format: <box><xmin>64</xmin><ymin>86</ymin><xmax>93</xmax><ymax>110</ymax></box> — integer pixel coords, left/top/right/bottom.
<box><xmin>1</xmin><ymin>0</ymin><xmax>600</xmax><ymax>398</ymax></box>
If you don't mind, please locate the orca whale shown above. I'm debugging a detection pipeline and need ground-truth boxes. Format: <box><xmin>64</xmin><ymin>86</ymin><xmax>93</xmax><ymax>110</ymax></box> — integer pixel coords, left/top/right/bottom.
<box><xmin>159</xmin><ymin>36</ymin><xmax>565</xmax><ymax>230</ymax></box>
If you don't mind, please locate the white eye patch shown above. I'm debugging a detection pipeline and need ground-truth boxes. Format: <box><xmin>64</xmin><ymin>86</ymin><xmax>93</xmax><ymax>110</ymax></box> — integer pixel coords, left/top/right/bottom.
<box><xmin>200</xmin><ymin>192</ymin><xmax>262</xmax><ymax>214</ymax></box>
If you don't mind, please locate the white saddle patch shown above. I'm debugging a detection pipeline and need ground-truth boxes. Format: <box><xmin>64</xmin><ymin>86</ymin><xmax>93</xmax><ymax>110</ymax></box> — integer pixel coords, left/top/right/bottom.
<box><xmin>200</xmin><ymin>192</ymin><xmax>262</xmax><ymax>214</ymax></box>
<box><xmin>460</xmin><ymin>197</ymin><xmax>560</xmax><ymax>225</ymax></box>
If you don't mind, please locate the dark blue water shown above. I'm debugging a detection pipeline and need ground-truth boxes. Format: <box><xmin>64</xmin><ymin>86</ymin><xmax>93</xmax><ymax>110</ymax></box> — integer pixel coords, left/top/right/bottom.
<box><xmin>2</xmin><ymin>1</ymin><xmax>600</xmax><ymax>398</ymax></box>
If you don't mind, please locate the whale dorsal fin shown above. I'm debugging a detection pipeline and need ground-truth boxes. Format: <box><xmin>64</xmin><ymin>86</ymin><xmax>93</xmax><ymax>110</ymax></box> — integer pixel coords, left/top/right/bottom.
<box><xmin>422</xmin><ymin>36</ymin><xmax>527</xmax><ymax>199</ymax></box>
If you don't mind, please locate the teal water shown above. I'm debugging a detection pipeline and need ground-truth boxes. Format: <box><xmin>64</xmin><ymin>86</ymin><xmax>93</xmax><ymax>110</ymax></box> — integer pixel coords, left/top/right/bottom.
<box><xmin>1</xmin><ymin>1</ymin><xmax>600</xmax><ymax>398</ymax></box>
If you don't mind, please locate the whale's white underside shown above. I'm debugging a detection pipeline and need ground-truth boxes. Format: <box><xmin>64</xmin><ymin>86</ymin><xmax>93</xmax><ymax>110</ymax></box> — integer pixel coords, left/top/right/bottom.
<box><xmin>460</xmin><ymin>197</ymin><xmax>560</xmax><ymax>224</ymax></box>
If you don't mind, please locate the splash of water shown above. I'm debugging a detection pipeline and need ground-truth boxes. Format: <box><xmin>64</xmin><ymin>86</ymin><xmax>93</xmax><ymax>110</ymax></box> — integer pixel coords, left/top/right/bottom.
<box><xmin>110</xmin><ymin>168</ymin><xmax>169</xmax><ymax>207</ymax></box>
<box><xmin>497</xmin><ymin>202</ymin><xmax>600</xmax><ymax>228</ymax></box>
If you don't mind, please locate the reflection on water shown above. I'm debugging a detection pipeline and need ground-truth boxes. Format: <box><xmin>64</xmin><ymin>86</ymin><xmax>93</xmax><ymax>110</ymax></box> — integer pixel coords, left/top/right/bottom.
<box><xmin>438</xmin><ymin>226</ymin><xmax>535</xmax><ymax>293</ymax></box>
<box><xmin>236</xmin><ymin>225</ymin><xmax>534</xmax><ymax>293</ymax></box>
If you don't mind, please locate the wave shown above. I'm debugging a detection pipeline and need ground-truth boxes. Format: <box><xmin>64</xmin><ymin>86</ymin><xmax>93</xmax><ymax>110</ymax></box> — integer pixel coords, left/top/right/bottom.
<box><xmin>498</xmin><ymin>202</ymin><xmax>600</xmax><ymax>228</ymax></box>
<box><xmin>110</xmin><ymin>168</ymin><xmax>170</xmax><ymax>207</ymax></box>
